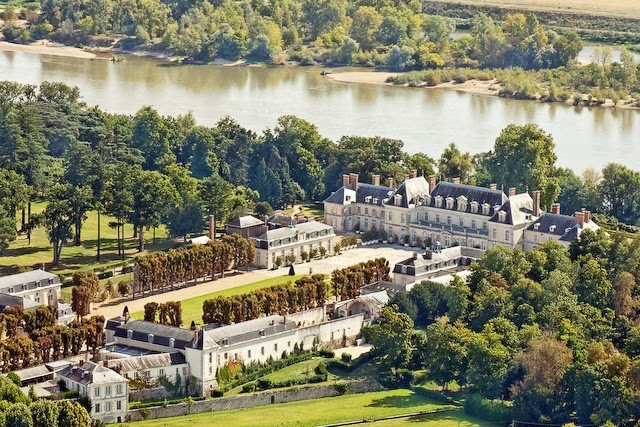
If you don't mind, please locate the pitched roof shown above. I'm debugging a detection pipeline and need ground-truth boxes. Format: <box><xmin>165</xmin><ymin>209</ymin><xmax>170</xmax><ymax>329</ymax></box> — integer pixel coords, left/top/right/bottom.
<box><xmin>59</xmin><ymin>362</ymin><xmax>127</xmax><ymax>386</ymax></box>
<box><xmin>360</xmin><ymin>280</ymin><xmax>408</xmax><ymax>297</ymax></box>
<box><xmin>490</xmin><ymin>194</ymin><xmax>534</xmax><ymax>225</ymax></box>
<box><xmin>324</xmin><ymin>183</ymin><xmax>393</xmax><ymax>206</ymax></box>
<box><xmin>256</xmin><ymin>221</ymin><xmax>333</xmax><ymax>241</ymax></box>
<box><xmin>0</xmin><ymin>270</ymin><xmax>60</xmax><ymax>291</ymax></box>
<box><xmin>294</xmin><ymin>221</ymin><xmax>334</xmax><ymax>234</ymax></box>
<box><xmin>527</xmin><ymin>213</ymin><xmax>578</xmax><ymax>237</ymax></box>
<box><xmin>0</xmin><ymin>294</ymin><xmax>40</xmax><ymax>310</ymax></box>
<box><xmin>108</xmin><ymin>353</ymin><xmax>186</xmax><ymax>373</ymax></box>
<box><xmin>393</xmin><ymin>177</ymin><xmax>431</xmax><ymax>208</ymax></box>
<box><xmin>429</xmin><ymin>182</ymin><xmax>507</xmax><ymax>214</ymax></box>
<box><xmin>110</xmin><ymin>320</ymin><xmax>195</xmax><ymax>350</ymax></box>
<box><xmin>201</xmin><ymin>315</ymin><xmax>297</xmax><ymax>350</ymax></box>
<box><xmin>227</xmin><ymin>216</ymin><xmax>264</xmax><ymax>228</ymax></box>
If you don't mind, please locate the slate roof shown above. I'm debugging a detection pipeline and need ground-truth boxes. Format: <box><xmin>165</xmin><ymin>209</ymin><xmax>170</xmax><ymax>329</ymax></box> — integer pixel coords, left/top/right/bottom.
<box><xmin>108</xmin><ymin>353</ymin><xmax>186</xmax><ymax>373</ymax></box>
<box><xmin>109</xmin><ymin>320</ymin><xmax>195</xmax><ymax>350</ymax></box>
<box><xmin>527</xmin><ymin>213</ymin><xmax>578</xmax><ymax>237</ymax></box>
<box><xmin>0</xmin><ymin>270</ymin><xmax>60</xmax><ymax>292</ymax></box>
<box><xmin>360</xmin><ymin>280</ymin><xmax>408</xmax><ymax>297</ymax></box>
<box><xmin>489</xmin><ymin>194</ymin><xmax>534</xmax><ymax>225</ymax></box>
<box><xmin>13</xmin><ymin>365</ymin><xmax>52</xmax><ymax>382</ymax></box>
<box><xmin>0</xmin><ymin>294</ymin><xmax>40</xmax><ymax>310</ymax></box>
<box><xmin>227</xmin><ymin>216</ymin><xmax>264</xmax><ymax>228</ymax></box>
<box><xmin>324</xmin><ymin>183</ymin><xmax>393</xmax><ymax>206</ymax></box>
<box><xmin>295</xmin><ymin>221</ymin><xmax>334</xmax><ymax>234</ymax></box>
<box><xmin>393</xmin><ymin>177</ymin><xmax>431</xmax><ymax>208</ymax></box>
<box><xmin>59</xmin><ymin>361</ymin><xmax>127</xmax><ymax>386</ymax></box>
<box><xmin>429</xmin><ymin>182</ymin><xmax>507</xmax><ymax>214</ymax></box>
<box><xmin>256</xmin><ymin>221</ymin><xmax>333</xmax><ymax>242</ymax></box>
<box><xmin>200</xmin><ymin>315</ymin><xmax>297</xmax><ymax>350</ymax></box>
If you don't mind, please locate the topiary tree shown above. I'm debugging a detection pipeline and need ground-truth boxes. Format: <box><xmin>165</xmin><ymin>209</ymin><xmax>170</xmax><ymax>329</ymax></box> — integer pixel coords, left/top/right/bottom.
<box><xmin>118</xmin><ymin>281</ymin><xmax>131</xmax><ymax>297</ymax></box>
<box><xmin>274</xmin><ymin>256</ymin><xmax>283</xmax><ymax>269</ymax></box>
<box><xmin>289</xmin><ymin>264</ymin><xmax>296</xmax><ymax>276</ymax></box>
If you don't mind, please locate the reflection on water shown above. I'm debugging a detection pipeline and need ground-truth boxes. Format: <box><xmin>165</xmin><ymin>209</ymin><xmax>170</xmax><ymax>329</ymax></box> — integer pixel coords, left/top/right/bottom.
<box><xmin>0</xmin><ymin>50</ymin><xmax>639</xmax><ymax>172</ymax></box>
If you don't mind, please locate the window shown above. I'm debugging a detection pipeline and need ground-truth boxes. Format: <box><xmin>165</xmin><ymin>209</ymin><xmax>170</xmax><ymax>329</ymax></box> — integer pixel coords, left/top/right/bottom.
<box><xmin>94</xmin><ymin>387</ymin><xmax>100</xmax><ymax>397</ymax></box>
<box><xmin>159</xmin><ymin>369</ymin><xmax>165</xmax><ymax>377</ymax></box>
<box><xmin>117</xmin><ymin>401</ymin><xmax>122</xmax><ymax>411</ymax></box>
<box><xmin>364</xmin><ymin>207</ymin><xmax>368</xmax><ymax>215</ymax></box>
<box><xmin>447</xmin><ymin>216</ymin><xmax>452</xmax><ymax>226</ymax></box>
<box><xmin>492</xmin><ymin>229</ymin><xmax>497</xmax><ymax>239</ymax></box>
<box><xmin>459</xmin><ymin>218</ymin><xmax>464</xmax><ymax>227</ymax></box>
<box><xmin>116</xmin><ymin>384</ymin><xmax>123</xmax><ymax>395</ymax></box>
<box><xmin>261</xmin><ymin>346</ymin><xmax>265</xmax><ymax>355</ymax></box>
<box><xmin>209</xmin><ymin>353</ymin><xmax>213</xmax><ymax>364</ymax></box>
<box><xmin>274</xmin><ymin>343</ymin><xmax>278</xmax><ymax>352</ymax></box>
<box><xmin>505</xmin><ymin>230</ymin><xmax>510</xmax><ymax>242</ymax></box>
<box><xmin>94</xmin><ymin>404</ymin><xmax>100</xmax><ymax>414</ymax></box>
<box><xmin>388</xmin><ymin>212</ymin><xmax>392</xmax><ymax>221</ymax></box>
<box><xmin>106</xmin><ymin>402</ymin><xmax>112</xmax><ymax>412</ymax></box>
<box><xmin>436</xmin><ymin>214</ymin><xmax>440</xmax><ymax>223</ymax></box>
<box><xmin>224</xmin><ymin>352</ymin><xmax>228</xmax><ymax>360</ymax></box>
<box><xmin>106</xmin><ymin>385</ymin><xmax>112</xmax><ymax>396</ymax></box>
<box><xmin>471</xmin><ymin>220</ymin><xmax>476</xmax><ymax>229</ymax></box>
<box><xmin>248</xmin><ymin>349</ymin><xmax>252</xmax><ymax>358</ymax></box>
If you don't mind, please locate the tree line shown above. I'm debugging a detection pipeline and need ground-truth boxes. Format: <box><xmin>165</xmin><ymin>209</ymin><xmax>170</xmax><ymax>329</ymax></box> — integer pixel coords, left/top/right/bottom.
<box><xmin>143</xmin><ymin>301</ymin><xmax>183</xmax><ymax>327</ymax></box>
<box><xmin>331</xmin><ymin>257</ymin><xmax>390</xmax><ymax>301</ymax></box>
<box><xmin>134</xmin><ymin>234</ymin><xmax>256</xmax><ymax>297</ymax></box>
<box><xmin>1</xmin><ymin>81</ymin><xmax>640</xmax><ymax>267</ymax></box>
<box><xmin>2</xmin><ymin>0</ymin><xmax>581</xmax><ymax>72</ymax></box>
<box><xmin>364</xmin><ymin>229</ymin><xmax>640</xmax><ymax>425</ymax></box>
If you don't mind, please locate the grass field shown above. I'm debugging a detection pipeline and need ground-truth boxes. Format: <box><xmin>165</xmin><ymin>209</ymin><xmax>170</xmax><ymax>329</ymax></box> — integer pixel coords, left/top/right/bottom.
<box><xmin>117</xmin><ymin>389</ymin><xmax>490</xmax><ymax>427</ymax></box>
<box><xmin>430</xmin><ymin>0</ymin><xmax>640</xmax><ymax>17</ymax></box>
<box><xmin>1</xmin><ymin>202</ymin><xmax>175</xmax><ymax>278</ymax></box>
<box><xmin>130</xmin><ymin>275</ymin><xmax>305</xmax><ymax>324</ymax></box>
<box><xmin>262</xmin><ymin>358</ymin><xmax>333</xmax><ymax>383</ymax></box>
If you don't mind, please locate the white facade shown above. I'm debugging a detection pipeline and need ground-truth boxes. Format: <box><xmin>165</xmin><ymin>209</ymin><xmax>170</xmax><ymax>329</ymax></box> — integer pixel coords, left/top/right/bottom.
<box><xmin>58</xmin><ymin>361</ymin><xmax>128</xmax><ymax>424</ymax></box>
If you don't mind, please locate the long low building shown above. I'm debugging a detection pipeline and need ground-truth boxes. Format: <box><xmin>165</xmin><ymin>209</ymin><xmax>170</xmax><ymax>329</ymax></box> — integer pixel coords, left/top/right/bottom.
<box><xmin>105</xmin><ymin>299</ymin><xmax>372</xmax><ymax>396</ymax></box>
<box><xmin>393</xmin><ymin>246</ymin><xmax>484</xmax><ymax>286</ymax></box>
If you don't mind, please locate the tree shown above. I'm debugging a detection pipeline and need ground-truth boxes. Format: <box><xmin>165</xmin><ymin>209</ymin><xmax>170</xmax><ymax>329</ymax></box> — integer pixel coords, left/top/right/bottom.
<box><xmin>67</xmin><ymin>185</ymin><xmax>93</xmax><ymax>246</ymax></box>
<box><xmin>351</xmin><ymin>6</ymin><xmax>382</xmax><ymax>51</ymax></box>
<box><xmin>131</xmin><ymin>106</ymin><xmax>172</xmax><ymax>170</ymax></box>
<box><xmin>71</xmin><ymin>284</ymin><xmax>92</xmax><ymax>319</ymax></box>
<box><xmin>421</xmin><ymin>321</ymin><xmax>472</xmax><ymax>389</ymax></box>
<box><xmin>487</xmin><ymin>124</ymin><xmax>558</xmax><ymax>208</ymax></box>
<box><xmin>5</xmin><ymin>403</ymin><xmax>32</xmax><ymax>427</ymax></box>
<box><xmin>31</xmin><ymin>399</ymin><xmax>59</xmax><ymax>427</ymax></box>
<box><xmin>0</xmin><ymin>205</ymin><xmax>16</xmax><ymax>254</ymax></box>
<box><xmin>56</xmin><ymin>400</ymin><xmax>91</xmax><ymax>427</ymax></box>
<box><xmin>0</xmin><ymin>168</ymin><xmax>29</xmax><ymax>223</ymax></box>
<box><xmin>42</xmin><ymin>184</ymin><xmax>75</xmax><ymax>265</ymax></box>
<box><xmin>598</xmin><ymin>163</ymin><xmax>640</xmax><ymax>224</ymax></box>
<box><xmin>466</xmin><ymin>332</ymin><xmax>510</xmax><ymax>398</ymax></box>
<box><xmin>613</xmin><ymin>272</ymin><xmax>635</xmax><ymax>318</ymax></box>
<box><xmin>438</xmin><ymin>143</ymin><xmax>474</xmax><ymax>183</ymax></box>
<box><xmin>575</xmin><ymin>256</ymin><xmax>613</xmax><ymax>310</ymax></box>
<box><xmin>362</xmin><ymin>307</ymin><xmax>414</xmax><ymax>371</ymax></box>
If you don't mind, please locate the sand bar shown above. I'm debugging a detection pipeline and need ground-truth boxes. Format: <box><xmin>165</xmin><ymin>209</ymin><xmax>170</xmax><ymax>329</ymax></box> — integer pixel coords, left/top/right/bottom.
<box><xmin>0</xmin><ymin>40</ymin><xmax>96</xmax><ymax>59</ymax></box>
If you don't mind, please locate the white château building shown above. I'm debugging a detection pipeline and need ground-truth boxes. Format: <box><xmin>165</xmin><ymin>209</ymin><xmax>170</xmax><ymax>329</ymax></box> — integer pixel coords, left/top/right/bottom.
<box><xmin>324</xmin><ymin>172</ymin><xmax>598</xmax><ymax>251</ymax></box>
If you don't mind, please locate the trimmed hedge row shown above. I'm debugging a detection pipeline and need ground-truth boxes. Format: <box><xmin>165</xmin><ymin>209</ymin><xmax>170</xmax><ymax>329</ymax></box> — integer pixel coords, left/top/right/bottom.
<box><xmin>242</xmin><ymin>373</ymin><xmax>328</xmax><ymax>393</ymax></box>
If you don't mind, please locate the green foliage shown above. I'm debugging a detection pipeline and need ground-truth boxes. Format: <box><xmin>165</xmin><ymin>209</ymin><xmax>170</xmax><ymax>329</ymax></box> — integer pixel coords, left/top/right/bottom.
<box><xmin>463</xmin><ymin>394</ymin><xmax>511</xmax><ymax>423</ymax></box>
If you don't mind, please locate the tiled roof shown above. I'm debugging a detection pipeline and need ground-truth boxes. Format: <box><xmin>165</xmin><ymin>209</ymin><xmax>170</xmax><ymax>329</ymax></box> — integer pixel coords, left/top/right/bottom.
<box><xmin>0</xmin><ymin>270</ymin><xmax>60</xmax><ymax>291</ymax></box>
<box><xmin>201</xmin><ymin>315</ymin><xmax>297</xmax><ymax>350</ymax></box>
<box><xmin>429</xmin><ymin>182</ymin><xmax>507</xmax><ymax>214</ymax></box>
<box><xmin>110</xmin><ymin>320</ymin><xmax>195</xmax><ymax>350</ymax></box>
<box><xmin>0</xmin><ymin>294</ymin><xmax>40</xmax><ymax>310</ymax></box>
<box><xmin>256</xmin><ymin>221</ymin><xmax>333</xmax><ymax>242</ymax></box>
<box><xmin>227</xmin><ymin>216</ymin><xmax>264</xmax><ymax>228</ymax></box>
<box><xmin>527</xmin><ymin>213</ymin><xmax>577</xmax><ymax>237</ymax></box>
<box><xmin>324</xmin><ymin>183</ymin><xmax>393</xmax><ymax>206</ymax></box>
<box><xmin>59</xmin><ymin>362</ymin><xmax>127</xmax><ymax>386</ymax></box>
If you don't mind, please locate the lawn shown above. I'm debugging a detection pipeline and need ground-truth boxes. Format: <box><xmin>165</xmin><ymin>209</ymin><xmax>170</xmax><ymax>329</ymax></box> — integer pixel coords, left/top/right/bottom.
<box><xmin>130</xmin><ymin>275</ymin><xmax>305</xmax><ymax>325</ymax></box>
<box><xmin>370</xmin><ymin>408</ymin><xmax>490</xmax><ymax>426</ymax></box>
<box><xmin>117</xmin><ymin>389</ymin><xmax>465</xmax><ymax>427</ymax></box>
<box><xmin>262</xmin><ymin>357</ymin><xmax>334</xmax><ymax>383</ymax></box>
<box><xmin>1</xmin><ymin>201</ymin><xmax>175</xmax><ymax>279</ymax></box>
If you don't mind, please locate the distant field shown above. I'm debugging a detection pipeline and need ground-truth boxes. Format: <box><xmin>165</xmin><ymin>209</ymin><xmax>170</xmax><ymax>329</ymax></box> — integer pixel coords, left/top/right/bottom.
<box><xmin>119</xmin><ymin>389</ymin><xmax>489</xmax><ymax>427</ymax></box>
<box><xmin>428</xmin><ymin>0</ymin><xmax>640</xmax><ymax>17</ymax></box>
<box><xmin>130</xmin><ymin>275</ymin><xmax>304</xmax><ymax>325</ymax></box>
<box><xmin>1</xmin><ymin>201</ymin><xmax>175</xmax><ymax>278</ymax></box>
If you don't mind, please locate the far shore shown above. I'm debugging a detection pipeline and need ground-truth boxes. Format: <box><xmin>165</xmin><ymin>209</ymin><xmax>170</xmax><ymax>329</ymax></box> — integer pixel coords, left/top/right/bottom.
<box><xmin>0</xmin><ymin>40</ymin><xmax>97</xmax><ymax>59</ymax></box>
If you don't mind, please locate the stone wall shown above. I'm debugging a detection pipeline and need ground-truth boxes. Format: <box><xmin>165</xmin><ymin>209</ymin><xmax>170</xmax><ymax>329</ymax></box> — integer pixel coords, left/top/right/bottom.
<box><xmin>129</xmin><ymin>386</ymin><xmax>171</xmax><ymax>403</ymax></box>
<box><xmin>126</xmin><ymin>379</ymin><xmax>383</xmax><ymax>422</ymax></box>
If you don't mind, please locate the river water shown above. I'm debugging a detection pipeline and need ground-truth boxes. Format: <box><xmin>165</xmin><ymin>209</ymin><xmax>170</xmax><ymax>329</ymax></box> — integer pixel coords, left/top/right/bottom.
<box><xmin>1</xmin><ymin>49</ymin><xmax>639</xmax><ymax>172</ymax></box>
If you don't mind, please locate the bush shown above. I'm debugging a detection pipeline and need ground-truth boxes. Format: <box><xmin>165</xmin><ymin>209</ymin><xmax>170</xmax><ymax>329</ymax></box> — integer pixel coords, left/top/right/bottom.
<box><xmin>97</xmin><ymin>270</ymin><xmax>113</xmax><ymax>280</ymax></box>
<box><xmin>314</xmin><ymin>362</ymin><xmax>328</xmax><ymax>376</ymax></box>
<box><xmin>319</xmin><ymin>349</ymin><xmax>334</xmax><ymax>358</ymax></box>
<box><xmin>463</xmin><ymin>394</ymin><xmax>511</xmax><ymax>423</ymax></box>
<box><xmin>7</xmin><ymin>372</ymin><xmax>21</xmax><ymax>387</ymax></box>
<box><xmin>341</xmin><ymin>353</ymin><xmax>352</xmax><ymax>363</ymax></box>
<box><xmin>211</xmin><ymin>389</ymin><xmax>224</xmax><ymax>398</ymax></box>
<box><xmin>242</xmin><ymin>382</ymin><xmax>257</xmax><ymax>393</ymax></box>
<box><xmin>379</xmin><ymin>369</ymin><xmax>415</xmax><ymax>388</ymax></box>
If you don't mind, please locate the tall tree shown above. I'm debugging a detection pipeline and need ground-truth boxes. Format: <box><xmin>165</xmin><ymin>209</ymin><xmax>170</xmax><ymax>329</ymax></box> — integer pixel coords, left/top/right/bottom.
<box><xmin>42</xmin><ymin>183</ymin><xmax>74</xmax><ymax>265</ymax></box>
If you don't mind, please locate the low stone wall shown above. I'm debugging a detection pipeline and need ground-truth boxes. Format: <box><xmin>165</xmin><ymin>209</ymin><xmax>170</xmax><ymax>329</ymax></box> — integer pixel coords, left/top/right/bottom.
<box><xmin>129</xmin><ymin>386</ymin><xmax>171</xmax><ymax>403</ymax></box>
<box><xmin>127</xmin><ymin>379</ymin><xmax>384</xmax><ymax>422</ymax></box>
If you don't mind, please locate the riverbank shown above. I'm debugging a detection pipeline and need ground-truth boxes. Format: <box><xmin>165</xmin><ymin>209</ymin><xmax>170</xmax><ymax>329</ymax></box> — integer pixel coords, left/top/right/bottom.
<box><xmin>0</xmin><ymin>40</ymin><xmax>97</xmax><ymax>59</ymax></box>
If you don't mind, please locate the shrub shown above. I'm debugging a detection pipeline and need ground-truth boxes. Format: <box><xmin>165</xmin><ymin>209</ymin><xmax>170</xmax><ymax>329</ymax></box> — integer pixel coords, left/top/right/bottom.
<box><xmin>463</xmin><ymin>394</ymin><xmax>511</xmax><ymax>423</ymax></box>
<box><xmin>211</xmin><ymin>390</ymin><xmax>224</xmax><ymax>398</ymax></box>
<box><xmin>379</xmin><ymin>369</ymin><xmax>415</xmax><ymax>388</ymax></box>
<box><xmin>319</xmin><ymin>349</ymin><xmax>334</xmax><ymax>358</ymax></box>
<box><xmin>7</xmin><ymin>373</ymin><xmax>21</xmax><ymax>387</ymax></box>
<box><xmin>242</xmin><ymin>382</ymin><xmax>257</xmax><ymax>393</ymax></box>
<box><xmin>341</xmin><ymin>353</ymin><xmax>352</xmax><ymax>363</ymax></box>
<box><xmin>314</xmin><ymin>362</ymin><xmax>328</xmax><ymax>376</ymax></box>
<box><xmin>97</xmin><ymin>270</ymin><xmax>113</xmax><ymax>280</ymax></box>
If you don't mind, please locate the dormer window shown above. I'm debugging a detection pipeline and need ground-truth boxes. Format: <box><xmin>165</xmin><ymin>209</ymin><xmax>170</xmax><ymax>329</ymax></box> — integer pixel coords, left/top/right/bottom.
<box><xmin>471</xmin><ymin>201</ymin><xmax>479</xmax><ymax>214</ymax></box>
<box><xmin>445</xmin><ymin>197</ymin><xmax>454</xmax><ymax>210</ymax></box>
<box><xmin>457</xmin><ymin>196</ymin><xmax>468</xmax><ymax>212</ymax></box>
<box><xmin>549</xmin><ymin>225</ymin><xmax>556</xmax><ymax>233</ymax></box>
<box><xmin>565</xmin><ymin>227</ymin><xmax>572</xmax><ymax>233</ymax></box>
<box><xmin>148</xmin><ymin>334</ymin><xmax>154</xmax><ymax>343</ymax></box>
<box><xmin>372</xmin><ymin>198</ymin><xmax>378</xmax><ymax>205</ymax></box>
<box><xmin>365</xmin><ymin>196</ymin><xmax>372</xmax><ymax>203</ymax></box>
<box><xmin>259</xmin><ymin>329</ymin><xmax>266</xmax><ymax>337</ymax></box>
<box><xmin>534</xmin><ymin>223</ymin><xmax>540</xmax><ymax>230</ymax></box>
<box><xmin>498</xmin><ymin>211</ymin><xmax>506</xmax><ymax>223</ymax></box>
<box><xmin>127</xmin><ymin>330</ymin><xmax>133</xmax><ymax>339</ymax></box>
<box><xmin>482</xmin><ymin>203</ymin><xmax>490</xmax><ymax>215</ymax></box>
<box><xmin>494</xmin><ymin>205</ymin><xmax>502</xmax><ymax>215</ymax></box>
<box><xmin>169</xmin><ymin>338</ymin><xmax>175</xmax><ymax>348</ymax></box>
<box><xmin>394</xmin><ymin>194</ymin><xmax>403</xmax><ymax>206</ymax></box>
<box><xmin>435</xmin><ymin>196</ymin><xmax>443</xmax><ymax>208</ymax></box>
<box><xmin>222</xmin><ymin>338</ymin><xmax>229</xmax><ymax>346</ymax></box>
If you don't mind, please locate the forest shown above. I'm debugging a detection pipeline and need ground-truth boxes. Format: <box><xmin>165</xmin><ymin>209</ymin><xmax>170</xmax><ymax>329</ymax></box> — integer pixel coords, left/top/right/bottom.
<box><xmin>1</xmin><ymin>80</ymin><xmax>640</xmax><ymax>266</ymax></box>
<box><xmin>364</xmin><ymin>231</ymin><xmax>640</xmax><ymax>425</ymax></box>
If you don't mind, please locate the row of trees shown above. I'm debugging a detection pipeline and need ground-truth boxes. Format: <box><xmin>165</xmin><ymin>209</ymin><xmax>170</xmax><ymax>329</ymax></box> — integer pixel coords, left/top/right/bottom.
<box><xmin>0</xmin><ymin>376</ymin><xmax>91</xmax><ymax>427</ymax></box>
<box><xmin>331</xmin><ymin>257</ymin><xmax>390</xmax><ymax>301</ymax></box>
<box><xmin>365</xmin><ymin>230</ymin><xmax>640</xmax><ymax>424</ymax></box>
<box><xmin>202</xmin><ymin>275</ymin><xmax>328</xmax><ymax>324</ymax></box>
<box><xmin>134</xmin><ymin>235</ymin><xmax>255</xmax><ymax>296</ymax></box>
<box><xmin>143</xmin><ymin>301</ymin><xmax>183</xmax><ymax>327</ymax></box>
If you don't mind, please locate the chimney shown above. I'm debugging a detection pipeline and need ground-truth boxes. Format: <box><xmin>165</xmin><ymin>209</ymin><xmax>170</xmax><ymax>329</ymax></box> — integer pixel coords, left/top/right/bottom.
<box><xmin>551</xmin><ymin>203</ymin><xmax>561</xmax><ymax>214</ymax></box>
<box><xmin>371</xmin><ymin>174</ymin><xmax>380</xmax><ymax>186</ymax></box>
<box><xmin>410</xmin><ymin>169</ymin><xmax>417</xmax><ymax>179</ymax></box>
<box><xmin>349</xmin><ymin>173</ymin><xmax>359</xmax><ymax>191</ymax></box>
<box><xmin>342</xmin><ymin>174</ymin><xmax>350</xmax><ymax>188</ymax></box>
<box><xmin>452</xmin><ymin>177</ymin><xmax>460</xmax><ymax>185</ymax></box>
<box><xmin>387</xmin><ymin>177</ymin><xmax>394</xmax><ymax>188</ymax></box>
<box><xmin>489</xmin><ymin>183</ymin><xmax>497</xmax><ymax>190</ymax></box>
<box><xmin>575</xmin><ymin>211</ymin><xmax>585</xmax><ymax>228</ymax></box>
<box><xmin>584</xmin><ymin>210</ymin><xmax>591</xmax><ymax>223</ymax></box>
<box><xmin>428</xmin><ymin>175</ymin><xmax>436</xmax><ymax>191</ymax></box>
<box><xmin>208</xmin><ymin>215</ymin><xmax>215</xmax><ymax>241</ymax></box>
<box><xmin>412</xmin><ymin>252</ymin><xmax>418</xmax><ymax>260</ymax></box>
<box><xmin>532</xmin><ymin>190</ymin><xmax>541</xmax><ymax>217</ymax></box>
<box><xmin>79</xmin><ymin>360</ymin><xmax>84</xmax><ymax>367</ymax></box>
<box><xmin>509</xmin><ymin>187</ymin><xmax>516</xmax><ymax>197</ymax></box>
<box><xmin>425</xmin><ymin>249</ymin><xmax>433</xmax><ymax>260</ymax></box>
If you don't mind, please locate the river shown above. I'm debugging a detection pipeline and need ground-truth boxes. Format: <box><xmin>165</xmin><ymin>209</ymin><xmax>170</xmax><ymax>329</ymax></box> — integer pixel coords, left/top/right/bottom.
<box><xmin>0</xmin><ymin>49</ymin><xmax>639</xmax><ymax>172</ymax></box>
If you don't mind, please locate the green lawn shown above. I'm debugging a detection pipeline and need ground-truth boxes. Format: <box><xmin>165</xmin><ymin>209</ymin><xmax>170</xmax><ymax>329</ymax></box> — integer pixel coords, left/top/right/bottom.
<box><xmin>117</xmin><ymin>389</ymin><xmax>463</xmax><ymax>427</ymax></box>
<box><xmin>131</xmin><ymin>275</ymin><xmax>305</xmax><ymax>325</ymax></box>
<box><xmin>368</xmin><ymin>408</ymin><xmax>490</xmax><ymax>426</ymax></box>
<box><xmin>1</xmin><ymin>201</ymin><xmax>176</xmax><ymax>279</ymax></box>
<box><xmin>262</xmin><ymin>358</ymin><xmax>333</xmax><ymax>383</ymax></box>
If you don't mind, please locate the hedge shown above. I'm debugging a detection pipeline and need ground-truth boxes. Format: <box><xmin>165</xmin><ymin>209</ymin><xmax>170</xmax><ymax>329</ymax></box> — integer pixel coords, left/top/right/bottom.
<box><xmin>97</xmin><ymin>270</ymin><xmax>114</xmax><ymax>280</ymax></box>
<box><xmin>327</xmin><ymin>352</ymin><xmax>371</xmax><ymax>373</ymax></box>
<box><xmin>463</xmin><ymin>393</ymin><xmax>511</xmax><ymax>423</ymax></box>
<box><xmin>379</xmin><ymin>369</ymin><xmax>415</xmax><ymax>389</ymax></box>
<box><xmin>243</xmin><ymin>373</ymin><xmax>328</xmax><ymax>393</ymax></box>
